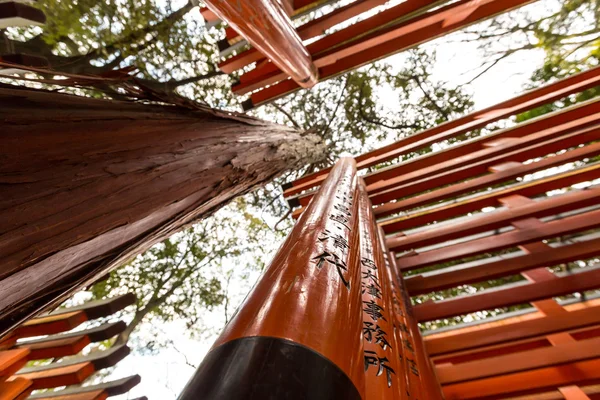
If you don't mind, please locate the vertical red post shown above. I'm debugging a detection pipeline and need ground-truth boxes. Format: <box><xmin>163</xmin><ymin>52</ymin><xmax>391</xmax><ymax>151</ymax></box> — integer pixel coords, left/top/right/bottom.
<box><xmin>388</xmin><ymin>249</ymin><xmax>445</xmax><ymax>399</ymax></box>
<box><xmin>204</xmin><ymin>0</ymin><xmax>318</xmax><ymax>88</ymax></box>
<box><xmin>178</xmin><ymin>158</ymin><xmax>364</xmax><ymax>399</ymax></box>
<box><xmin>357</xmin><ymin>180</ymin><xmax>407</xmax><ymax>400</ymax></box>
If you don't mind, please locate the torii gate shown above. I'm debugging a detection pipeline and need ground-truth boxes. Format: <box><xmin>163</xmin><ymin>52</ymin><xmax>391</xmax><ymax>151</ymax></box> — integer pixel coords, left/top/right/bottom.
<box><xmin>177</xmin><ymin>1</ymin><xmax>600</xmax><ymax>399</ymax></box>
<box><xmin>1</xmin><ymin>0</ymin><xmax>600</xmax><ymax>398</ymax></box>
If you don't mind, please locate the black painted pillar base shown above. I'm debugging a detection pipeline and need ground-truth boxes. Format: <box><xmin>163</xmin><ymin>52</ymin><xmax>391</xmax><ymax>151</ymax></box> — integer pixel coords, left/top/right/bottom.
<box><xmin>178</xmin><ymin>336</ymin><xmax>362</xmax><ymax>400</ymax></box>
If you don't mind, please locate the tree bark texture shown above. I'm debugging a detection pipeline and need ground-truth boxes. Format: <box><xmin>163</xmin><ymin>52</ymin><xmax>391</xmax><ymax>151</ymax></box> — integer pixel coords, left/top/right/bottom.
<box><xmin>0</xmin><ymin>84</ymin><xmax>325</xmax><ymax>336</ymax></box>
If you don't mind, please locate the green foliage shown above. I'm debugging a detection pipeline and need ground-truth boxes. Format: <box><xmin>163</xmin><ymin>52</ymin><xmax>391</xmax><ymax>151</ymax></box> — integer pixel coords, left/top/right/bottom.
<box><xmin>2</xmin><ymin>0</ymin><xmax>234</xmax><ymax>105</ymax></box>
<box><xmin>250</xmin><ymin>50</ymin><xmax>473</xmax><ymax>220</ymax></box>
<box><xmin>516</xmin><ymin>66</ymin><xmax>600</xmax><ymax>122</ymax></box>
<box><xmin>459</xmin><ymin>0</ymin><xmax>599</xmax><ymax>93</ymax></box>
<box><xmin>258</xmin><ymin>50</ymin><xmax>473</xmax><ymax>163</ymax></box>
<box><xmin>90</xmin><ymin>198</ymin><xmax>272</xmax><ymax>347</ymax></box>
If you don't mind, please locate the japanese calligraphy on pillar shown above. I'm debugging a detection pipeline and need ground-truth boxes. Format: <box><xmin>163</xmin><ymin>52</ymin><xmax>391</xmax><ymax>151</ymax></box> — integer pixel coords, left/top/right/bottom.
<box><xmin>357</xmin><ymin>183</ymin><xmax>403</xmax><ymax>399</ymax></box>
<box><xmin>382</xmin><ymin>250</ymin><xmax>422</xmax><ymax>400</ymax></box>
<box><xmin>380</xmin><ymin>219</ymin><xmax>444</xmax><ymax>399</ymax></box>
<box><xmin>312</xmin><ymin>171</ymin><xmax>356</xmax><ymax>290</ymax></box>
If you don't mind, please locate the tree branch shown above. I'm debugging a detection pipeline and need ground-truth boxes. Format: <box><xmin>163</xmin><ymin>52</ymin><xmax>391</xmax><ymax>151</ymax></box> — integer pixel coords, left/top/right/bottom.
<box><xmin>320</xmin><ymin>77</ymin><xmax>349</xmax><ymax>136</ymax></box>
<box><xmin>88</xmin><ymin>1</ymin><xmax>195</xmax><ymax>60</ymax></box>
<box><xmin>135</xmin><ymin>70</ymin><xmax>223</xmax><ymax>93</ymax></box>
<box><xmin>411</xmin><ymin>74</ymin><xmax>449</xmax><ymax>120</ymax></box>
<box><xmin>271</xmin><ymin>103</ymin><xmax>302</xmax><ymax>129</ymax></box>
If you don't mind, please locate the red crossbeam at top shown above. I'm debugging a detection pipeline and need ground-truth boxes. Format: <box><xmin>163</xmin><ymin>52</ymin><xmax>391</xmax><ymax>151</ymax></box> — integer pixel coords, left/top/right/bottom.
<box><xmin>244</xmin><ymin>0</ymin><xmax>536</xmax><ymax>108</ymax></box>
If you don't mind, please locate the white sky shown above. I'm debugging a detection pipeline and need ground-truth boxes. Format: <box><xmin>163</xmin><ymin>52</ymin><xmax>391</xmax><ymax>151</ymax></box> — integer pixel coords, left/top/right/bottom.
<box><xmin>95</xmin><ymin>2</ymin><xmax>549</xmax><ymax>399</ymax></box>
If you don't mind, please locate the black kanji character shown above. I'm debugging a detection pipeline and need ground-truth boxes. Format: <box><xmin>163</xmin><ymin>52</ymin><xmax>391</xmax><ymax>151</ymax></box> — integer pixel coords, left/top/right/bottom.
<box><xmin>362</xmin><ymin>269</ymin><xmax>381</xmax><ymax>287</ymax></box>
<box><xmin>312</xmin><ymin>251</ymin><xmax>350</xmax><ymax>290</ymax></box>
<box><xmin>330</xmin><ymin>213</ymin><xmax>350</xmax><ymax>230</ymax></box>
<box><xmin>406</xmin><ymin>358</ymin><xmax>419</xmax><ymax>376</ymax></box>
<box><xmin>318</xmin><ymin>229</ymin><xmax>349</xmax><ymax>253</ymax></box>
<box><xmin>364</xmin><ymin>350</ymin><xmax>395</xmax><ymax>388</ymax></box>
<box><xmin>375</xmin><ymin>328</ymin><xmax>392</xmax><ymax>351</ymax></box>
<box><xmin>399</xmin><ymin>323</ymin><xmax>409</xmax><ymax>333</ymax></box>
<box><xmin>334</xmin><ymin>203</ymin><xmax>352</xmax><ymax>217</ymax></box>
<box><xmin>362</xmin><ymin>282</ymin><xmax>382</xmax><ymax>299</ymax></box>
<box><xmin>363</xmin><ymin>321</ymin><xmax>375</xmax><ymax>342</ymax></box>
<box><xmin>361</xmin><ymin>257</ymin><xmax>377</xmax><ymax>270</ymax></box>
<box><xmin>363</xmin><ymin>299</ymin><xmax>386</xmax><ymax>322</ymax></box>
<box><xmin>335</xmin><ymin>193</ymin><xmax>353</xmax><ymax>206</ymax></box>
<box><xmin>403</xmin><ymin>339</ymin><xmax>415</xmax><ymax>353</ymax></box>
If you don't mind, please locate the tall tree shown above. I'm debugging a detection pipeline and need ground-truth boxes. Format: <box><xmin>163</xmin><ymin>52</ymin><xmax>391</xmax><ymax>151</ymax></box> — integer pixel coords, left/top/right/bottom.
<box><xmin>0</xmin><ymin>81</ymin><xmax>325</xmax><ymax>337</ymax></box>
<box><xmin>250</xmin><ymin>50</ymin><xmax>474</xmax><ymax>224</ymax></box>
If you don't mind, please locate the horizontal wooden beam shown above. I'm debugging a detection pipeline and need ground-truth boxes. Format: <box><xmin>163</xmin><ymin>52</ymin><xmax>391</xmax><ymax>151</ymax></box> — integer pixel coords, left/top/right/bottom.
<box><xmin>413</xmin><ymin>267</ymin><xmax>600</xmax><ymax>322</ymax></box>
<box><xmin>284</xmin><ymin>66</ymin><xmax>600</xmax><ymax>196</ymax></box>
<box><xmin>233</xmin><ymin>0</ymin><xmax>445</xmax><ymax>93</ymax></box>
<box><xmin>0</xmin><ymin>349</ymin><xmax>29</xmax><ymax>381</ymax></box>
<box><xmin>13</xmin><ymin>362</ymin><xmax>96</xmax><ymax>390</ymax></box>
<box><xmin>0</xmin><ymin>2</ymin><xmax>45</xmax><ymax>29</ymax></box>
<box><xmin>25</xmin><ymin>335</ymin><xmax>90</xmax><ymax>361</ymax></box>
<box><xmin>48</xmin><ymin>293</ymin><xmax>135</xmax><ymax>320</ymax></box>
<box><xmin>219</xmin><ymin>0</ymin><xmax>394</xmax><ymax>73</ymax></box>
<box><xmin>16</xmin><ymin>321</ymin><xmax>127</xmax><ymax>360</ymax></box>
<box><xmin>14</xmin><ymin>294</ymin><xmax>134</xmax><ymax>339</ymax></box>
<box><xmin>395</xmin><ymin>205</ymin><xmax>600</xmax><ymax>270</ymax></box>
<box><xmin>406</xmin><ymin>234</ymin><xmax>600</xmax><ymax>295</ymax></box>
<box><xmin>391</xmin><ymin>187</ymin><xmax>600</xmax><ymax>253</ymax></box>
<box><xmin>249</xmin><ymin>0</ymin><xmax>536</xmax><ymax>107</ymax></box>
<box><xmin>15</xmin><ymin>311</ymin><xmax>88</xmax><ymax>338</ymax></box>
<box><xmin>0</xmin><ymin>335</ymin><xmax>16</xmax><ymax>351</ymax></box>
<box><xmin>45</xmin><ymin>390</ymin><xmax>108</xmax><ymax>400</ymax></box>
<box><xmin>368</xmin><ymin>104</ymin><xmax>600</xmax><ymax>203</ymax></box>
<box><xmin>437</xmin><ymin>337</ymin><xmax>600</xmax><ymax>385</ymax></box>
<box><xmin>28</xmin><ymin>375</ymin><xmax>141</xmax><ymax>399</ymax></box>
<box><xmin>425</xmin><ymin>302</ymin><xmax>600</xmax><ymax>356</ymax></box>
<box><xmin>380</xmin><ymin>137</ymin><xmax>600</xmax><ymax>221</ymax></box>
<box><xmin>16</xmin><ymin>344</ymin><xmax>129</xmax><ymax>379</ymax></box>
<box><xmin>379</xmin><ymin>162</ymin><xmax>600</xmax><ymax>233</ymax></box>
<box><xmin>433</xmin><ymin>336</ymin><xmax>552</xmax><ymax>365</ymax></box>
<box><xmin>0</xmin><ymin>377</ymin><xmax>32</xmax><ymax>400</ymax></box>
<box><xmin>423</xmin><ymin>297</ymin><xmax>600</xmax><ymax>343</ymax></box>
<box><xmin>13</xmin><ymin>346</ymin><xmax>130</xmax><ymax>390</ymax></box>
<box><xmin>293</xmin><ymin>159</ymin><xmax>600</xmax><ymax>222</ymax></box>
<box><xmin>442</xmin><ymin>358</ymin><xmax>600</xmax><ymax>399</ymax></box>
<box><xmin>374</xmin><ymin>132</ymin><xmax>600</xmax><ymax>222</ymax></box>
<box><xmin>291</xmin><ymin>99</ymin><xmax>600</xmax><ymax>209</ymax></box>
<box><xmin>433</xmin><ymin>324</ymin><xmax>600</xmax><ymax>365</ymax></box>
<box><xmin>505</xmin><ymin>384</ymin><xmax>600</xmax><ymax>400</ymax></box>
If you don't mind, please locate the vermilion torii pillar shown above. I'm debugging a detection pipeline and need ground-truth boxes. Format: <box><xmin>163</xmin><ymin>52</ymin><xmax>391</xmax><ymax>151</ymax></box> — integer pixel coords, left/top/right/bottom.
<box><xmin>179</xmin><ymin>157</ymin><xmax>364</xmax><ymax>399</ymax></box>
<box><xmin>388</xmin><ymin>250</ymin><xmax>445</xmax><ymax>400</ymax></box>
<box><xmin>179</xmin><ymin>159</ymin><xmax>444</xmax><ymax>399</ymax></box>
<box><xmin>357</xmin><ymin>181</ymin><xmax>407</xmax><ymax>400</ymax></box>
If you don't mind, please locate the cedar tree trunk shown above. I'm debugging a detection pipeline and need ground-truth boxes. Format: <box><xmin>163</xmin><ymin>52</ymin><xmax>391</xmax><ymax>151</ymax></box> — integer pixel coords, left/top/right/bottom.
<box><xmin>0</xmin><ymin>84</ymin><xmax>325</xmax><ymax>336</ymax></box>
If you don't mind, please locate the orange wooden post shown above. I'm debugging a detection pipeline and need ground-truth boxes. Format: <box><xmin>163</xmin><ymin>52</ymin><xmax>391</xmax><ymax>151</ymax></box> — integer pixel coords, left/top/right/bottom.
<box><xmin>178</xmin><ymin>158</ymin><xmax>365</xmax><ymax>399</ymax></box>
<box><xmin>356</xmin><ymin>181</ymin><xmax>406</xmax><ymax>399</ymax></box>
<box><xmin>387</xmin><ymin>252</ymin><xmax>445</xmax><ymax>400</ymax></box>
<box><xmin>203</xmin><ymin>0</ymin><xmax>318</xmax><ymax>88</ymax></box>
<box><xmin>359</xmin><ymin>179</ymin><xmax>444</xmax><ymax>399</ymax></box>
